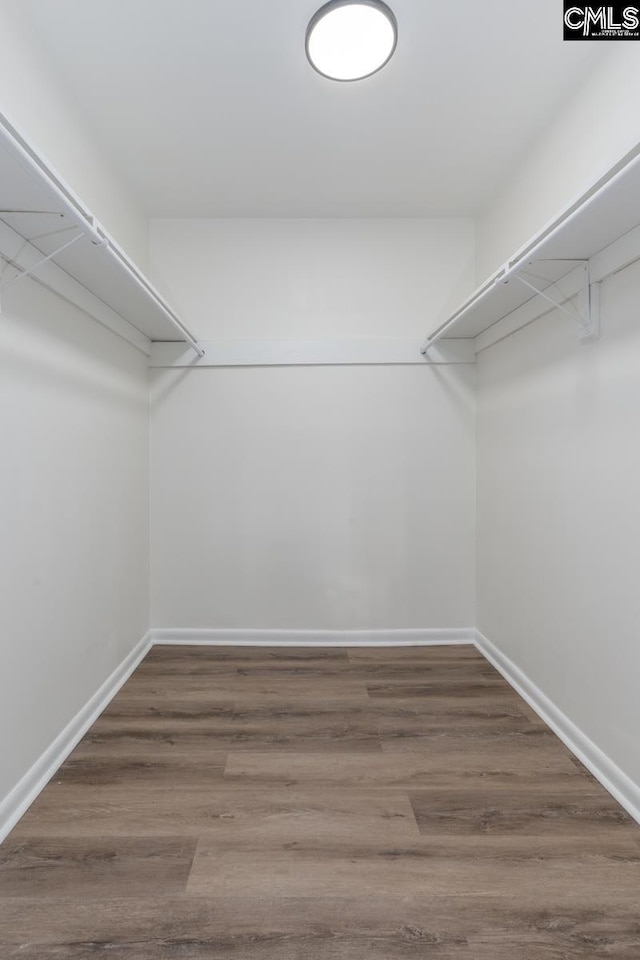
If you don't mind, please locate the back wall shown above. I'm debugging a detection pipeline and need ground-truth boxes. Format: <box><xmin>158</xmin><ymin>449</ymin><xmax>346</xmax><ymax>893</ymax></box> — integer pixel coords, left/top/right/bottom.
<box><xmin>149</xmin><ymin>218</ymin><xmax>476</xmax><ymax>631</ymax></box>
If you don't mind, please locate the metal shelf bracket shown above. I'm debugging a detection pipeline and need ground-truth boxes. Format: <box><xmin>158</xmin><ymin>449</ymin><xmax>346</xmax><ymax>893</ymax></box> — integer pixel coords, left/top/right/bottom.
<box><xmin>501</xmin><ymin>261</ymin><xmax>600</xmax><ymax>343</ymax></box>
<box><xmin>0</xmin><ymin>230</ymin><xmax>86</xmax><ymax>293</ymax></box>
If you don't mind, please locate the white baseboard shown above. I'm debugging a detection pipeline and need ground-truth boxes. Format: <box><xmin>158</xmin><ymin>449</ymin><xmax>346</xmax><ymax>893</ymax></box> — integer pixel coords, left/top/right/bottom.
<box><xmin>475</xmin><ymin>629</ymin><xmax>640</xmax><ymax>826</ymax></box>
<box><xmin>149</xmin><ymin>627</ymin><xmax>476</xmax><ymax>647</ymax></box>
<box><xmin>0</xmin><ymin>632</ymin><xmax>152</xmax><ymax>844</ymax></box>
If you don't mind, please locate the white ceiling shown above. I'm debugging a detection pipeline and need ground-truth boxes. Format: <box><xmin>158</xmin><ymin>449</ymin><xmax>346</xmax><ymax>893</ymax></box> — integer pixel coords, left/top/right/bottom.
<box><xmin>20</xmin><ymin>0</ymin><xmax>606</xmax><ymax>218</ymax></box>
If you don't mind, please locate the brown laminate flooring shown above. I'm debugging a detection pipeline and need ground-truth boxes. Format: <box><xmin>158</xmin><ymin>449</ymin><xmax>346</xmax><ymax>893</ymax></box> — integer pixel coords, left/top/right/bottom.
<box><xmin>2</xmin><ymin>644</ymin><xmax>640</xmax><ymax>958</ymax></box>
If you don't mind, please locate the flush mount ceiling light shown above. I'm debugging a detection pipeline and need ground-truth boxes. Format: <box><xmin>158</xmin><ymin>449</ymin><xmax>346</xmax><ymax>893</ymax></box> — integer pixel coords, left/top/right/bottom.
<box><xmin>306</xmin><ymin>0</ymin><xmax>398</xmax><ymax>82</ymax></box>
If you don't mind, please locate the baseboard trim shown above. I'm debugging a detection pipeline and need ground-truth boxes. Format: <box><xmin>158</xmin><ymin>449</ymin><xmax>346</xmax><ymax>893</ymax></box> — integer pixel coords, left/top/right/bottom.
<box><xmin>475</xmin><ymin>629</ymin><xmax>640</xmax><ymax>826</ymax></box>
<box><xmin>149</xmin><ymin>627</ymin><xmax>476</xmax><ymax>647</ymax></box>
<box><xmin>0</xmin><ymin>632</ymin><xmax>152</xmax><ymax>844</ymax></box>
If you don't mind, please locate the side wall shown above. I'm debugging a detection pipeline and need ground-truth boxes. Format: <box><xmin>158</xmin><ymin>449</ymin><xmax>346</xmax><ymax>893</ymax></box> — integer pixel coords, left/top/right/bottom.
<box><xmin>0</xmin><ymin>0</ymin><xmax>148</xmax><ymax>268</ymax></box>
<box><xmin>0</xmin><ymin>279</ymin><xmax>150</xmax><ymax>808</ymax></box>
<box><xmin>149</xmin><ymin>219</ymin><xmax>476</xmax><ymax>631</ymax></box>
<box><xmin>477</xmin><ymin>257</ymin><xmax>640</xmax><ymax>792</ymax></box>
<box><xmin>476</xmin><ymin>48</ymin><xmax>640</xmax><ymax>280</ymax></box>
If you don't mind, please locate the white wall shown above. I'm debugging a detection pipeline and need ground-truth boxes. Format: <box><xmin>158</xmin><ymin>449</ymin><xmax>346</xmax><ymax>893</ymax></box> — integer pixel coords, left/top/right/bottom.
<box><xmin>0</xmin><ymin>0</ymin><xmax>149</xmax><ymax>268</ymax></box>
<box><xmin>477</xmin><ymin>48</ymin><xmax>640</xmax><ymax>280</ymax></box>
<box><xmin>477</xmin><ymin>257</ymin><xmax>640</xmax><ymax>790</ymax></box>
<box><xmin>0</xmin><ymin>279</ymin><xmax>149</xmax><ymax>805</ymax></box>
<box><xmin>150</xmin><ymin>219</ymin><xmax>476</xmax><ymax>630</ymax></box>
<box><xmin>149</xmin><ymin>218</ymin><xmax>475</xmax><ymax>338</ymax></box>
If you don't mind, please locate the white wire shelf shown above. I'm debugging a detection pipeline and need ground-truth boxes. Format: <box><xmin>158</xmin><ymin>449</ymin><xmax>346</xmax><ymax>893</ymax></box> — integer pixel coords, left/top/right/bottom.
<box><xmin>0</xmin><ymin>110</ymin><xmax>203</xmax><ymax>357</ymax></box>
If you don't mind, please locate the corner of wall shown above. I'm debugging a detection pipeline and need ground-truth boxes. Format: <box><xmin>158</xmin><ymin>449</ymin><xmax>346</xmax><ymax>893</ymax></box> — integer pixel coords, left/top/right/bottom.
<box><xmin>475</xmin><ymin>630</ymin><xmax>640</xmax><ymax>826</ymax></box>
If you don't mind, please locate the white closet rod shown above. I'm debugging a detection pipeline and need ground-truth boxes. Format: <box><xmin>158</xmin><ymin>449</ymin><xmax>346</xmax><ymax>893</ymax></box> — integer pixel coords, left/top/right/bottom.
<box><xmin>0</xmin><ymin>110</ymin><xmax>204</xmax><ymax>359</ymax></box>
<box><xmin>420</xmin><ymin>143</ymin><xmax>640</xmax><ymax>354</ymax></box>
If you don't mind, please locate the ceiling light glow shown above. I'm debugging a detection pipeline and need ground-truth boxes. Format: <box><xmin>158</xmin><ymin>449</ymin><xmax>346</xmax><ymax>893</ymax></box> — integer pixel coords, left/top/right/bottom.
<box><xmin>306</xmin><ymin>1</ymin><xmax>397</xmax><ymax>82</ymax></box>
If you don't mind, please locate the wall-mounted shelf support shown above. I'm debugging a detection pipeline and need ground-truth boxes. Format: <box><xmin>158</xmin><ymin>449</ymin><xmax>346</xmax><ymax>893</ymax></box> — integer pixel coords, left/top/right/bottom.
<box><xmin>420</xmin><ymin>145</ymin><xmax>640</xmax><ymax>355</ymax></box>
<box><xmin>0</xmin><ymin>230</ymin><xmax>84</xmax><ymax>292</ymax></box>
<box><xmin>420</xmin><ymin>258</ymin><xmax>602</xmax><ymax>358</ymax></box>
<box><xmin>498</xmin><ymin>261</ymin><xmax>600</xmax><ymax>343</ymax></box>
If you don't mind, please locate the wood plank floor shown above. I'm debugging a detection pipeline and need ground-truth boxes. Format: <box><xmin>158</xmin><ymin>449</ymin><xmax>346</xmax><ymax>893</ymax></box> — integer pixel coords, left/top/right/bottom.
<box><xmin>2</xmin><ymin>644</ymin><xmax>640</xmax><ymax>958</ymax></box>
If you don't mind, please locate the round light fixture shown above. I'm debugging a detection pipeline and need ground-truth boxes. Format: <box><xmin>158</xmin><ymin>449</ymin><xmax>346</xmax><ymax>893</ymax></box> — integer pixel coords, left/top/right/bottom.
<box><xmin>306</xmin><ymin>0</ymin><xmax>398</xmax><ymax>82</ymax></box>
